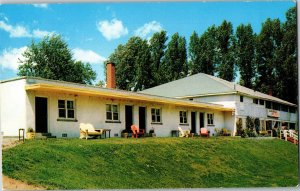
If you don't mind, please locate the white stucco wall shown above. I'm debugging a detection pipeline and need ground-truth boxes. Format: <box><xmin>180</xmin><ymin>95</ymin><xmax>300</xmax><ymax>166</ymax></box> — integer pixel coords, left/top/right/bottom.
<box><xmin>0</xmin><ymin>79</ymin><xmax>27</xmax><ymax>137</ymax></box>
<box><xmin>25</xmin><ymin>89</ymin><xmax>232</xmax><ymax>138</ymax></box>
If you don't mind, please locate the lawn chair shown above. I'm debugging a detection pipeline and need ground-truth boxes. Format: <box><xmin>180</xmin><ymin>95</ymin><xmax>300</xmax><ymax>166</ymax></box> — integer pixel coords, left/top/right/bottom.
<box><xmin>178</xmin><ymin>126</ymin><xmax>190</xmax><ymax>137</ymax></box>
<box><xmin>79</xmin><ymin>123</ymin><xmax>103</xmax><ymax>140</ymax></box>
<box><xmin>131</xmin><ymin>125</ymin><xmax>145</xmax><ymax>138</ymax></box>
<box><xmin>200</xmin><ymin>128</ymin><xmax>210</xmax><ymax>137</ymax></box>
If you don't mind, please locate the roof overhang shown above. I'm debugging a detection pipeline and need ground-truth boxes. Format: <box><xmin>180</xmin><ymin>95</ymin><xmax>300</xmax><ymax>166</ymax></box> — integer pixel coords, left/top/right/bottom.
<box><xmin>25</xmin><ymin>83</ymin><xmax>234</xmax><ymax>112</ymax></box>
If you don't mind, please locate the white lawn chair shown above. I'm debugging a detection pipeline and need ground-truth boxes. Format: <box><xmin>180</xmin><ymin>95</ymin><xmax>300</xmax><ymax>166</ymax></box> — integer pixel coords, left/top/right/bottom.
<box><xmin>178</xmin><ymin>126</ymin><xmax>190</xmax><ymax>138</ymax></box>
<box><xmin>79</xmin><ymin>123</ymin><xmax>103</xmax><ymax>139</ymax></box>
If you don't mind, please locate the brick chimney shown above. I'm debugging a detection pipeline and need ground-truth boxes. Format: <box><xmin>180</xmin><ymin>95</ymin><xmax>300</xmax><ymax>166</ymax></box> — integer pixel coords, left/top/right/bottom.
<box><xmin>106</xmin><ymin>62</ymin><xmax>116</xmax><ymax>89</ymax></box>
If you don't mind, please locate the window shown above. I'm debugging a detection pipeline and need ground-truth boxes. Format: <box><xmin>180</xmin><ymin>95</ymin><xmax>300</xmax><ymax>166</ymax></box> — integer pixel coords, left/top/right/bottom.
<box><xmin>281</xmin><ymin>104</ymin><xmax>288</xmax><ymax>112</ymax></box>
<box><xmin>253</xmin><ymin>98</ymin><xmax>258</xmax><ymax>104</ymax></box>
<box><xmin>151</xmin><ymin>108</ymin><xmax>161</xmax><ymax>123</ymax></box>
<box><xmin>272</xmin><ymin>102</ymin><xmax>280</xmax><ymax>110</ymax></box>
<box><xmin>207</xmin><ymin>113</ymin><xmax>214</xmax><ymax>125</ymax></box>
<box><xmin>58</xmin><ymin>100</ymin><xmax>75</xmax><ymax>119</ymax></box>
<box><xmin>259</xmin><ymin>99</ymin><xmax>264</xmax><ymax>106</ymax></box>
<box><xmin>106</xmin><ymin>104</ymin><xmax>119</xmax><ymax>121</ymax></box>
<box><xmin>240</xmin><ymin>96</ymin><xmax>244</xmax><ymax>102</ymax></box>
<box><xmin>266</xmin><ymin>101</ymin><xmax>272</xmax><ymax>109</ymax></box>
<box><xmin>179</xmin><ymin>111</ymin><xmax>188</xmax><ymax>124</ymax></box>
<box><xmin>289</xmin><ymin>123</ymin><xmax>296</xmax><ymax>130</ymax></box>
<box><xmin>289</xmin><ymin>106</ymin><xmax>296</xmax><ymax>113</ymax></box>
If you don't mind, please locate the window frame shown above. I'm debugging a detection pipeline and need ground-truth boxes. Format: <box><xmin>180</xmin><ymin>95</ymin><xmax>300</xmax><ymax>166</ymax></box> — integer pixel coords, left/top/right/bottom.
<box><xmin>106</xmin><ymin>104</ymin><xmax>120</xmax><ymax>122</ymax></box>
<box><xmin>58</xmin><ymin>99</ymin><xmax>76</xmax><ymax>120</ymax></box>
<box><xmin>151</xmin><ymin>108</ymin><xmax>162</xmax><ymax>123</ymax></box>
<box><xmin>259</xmin><ymin>99</ymin><xmax>265</xmax><ymax>106</ymax></box>
<box><xmin>207</xmin><ymin>113</ymin><xmax>214</xmax><ymax>126</ymax></box>
<box><xmin>266</xmin><ymin>101</ymin><xmax>272</xmax><ymax>109</ymax></box>
<box><xmin>179</xmin><ymin>111</ymin><xmax>188</xmax><ymax>124</ymax></box>
<box><xmin>253</xmin><ymin>98</ymin><xmax>258</xmax><ymax>104</ymax></box>
<box><xmin>240</xmin><ymin>96</ymin><xmax>244</xmax><ymax>102</ymax></box>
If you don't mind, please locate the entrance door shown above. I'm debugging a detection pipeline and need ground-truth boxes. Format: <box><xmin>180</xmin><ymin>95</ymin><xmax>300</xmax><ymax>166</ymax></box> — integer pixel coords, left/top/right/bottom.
<box><xmin>139</xmin><ymin>107</ymin><xmax>146</xmax><ymax>131</ymax></box>
<box><xmin>125</xmin><ymin>105</ymin><xmax>133</xmax><ymax>132</ymax></box>
<box><xmin>191</xmin><ymin>112</ymin><xmax>196</xmax><ymax>133</ymax></box>
<box><xmin>35</xmin><ymin>97</ymin><xmax>48</xmax><ymax>133</ymax></box>
<box><xmin>200</xmin><ymin>112</ymin><xmax>205</xmax><ymax>129</ymax></box>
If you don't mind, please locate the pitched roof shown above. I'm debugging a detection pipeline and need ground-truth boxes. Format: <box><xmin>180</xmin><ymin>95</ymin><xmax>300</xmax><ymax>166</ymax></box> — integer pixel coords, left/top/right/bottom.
<box><xmin>141</xmin><ymin>73</ymin><xmax>297</xmax><ymax>106</ymax></box>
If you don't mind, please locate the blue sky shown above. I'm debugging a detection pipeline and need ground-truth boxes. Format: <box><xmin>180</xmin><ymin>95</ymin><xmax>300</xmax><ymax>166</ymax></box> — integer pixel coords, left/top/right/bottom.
<box><xmin>0</xmin><ymin>1</ymin><xmax>295</xmax><ymax>83</ymax></box>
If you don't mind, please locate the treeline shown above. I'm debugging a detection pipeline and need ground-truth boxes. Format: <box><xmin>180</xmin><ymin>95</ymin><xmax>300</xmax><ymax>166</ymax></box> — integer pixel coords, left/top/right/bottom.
<box><xmin>107</xmin><ymin>6</ymin><xmax>297</xmax><ymax>104</ymax></box>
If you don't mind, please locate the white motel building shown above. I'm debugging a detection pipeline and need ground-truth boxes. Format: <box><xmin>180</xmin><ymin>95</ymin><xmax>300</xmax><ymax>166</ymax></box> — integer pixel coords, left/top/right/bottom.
<box><xmin>0</xmin><ymin>63</ymin><xmax>297</xmax><ymax>138</ymax></box>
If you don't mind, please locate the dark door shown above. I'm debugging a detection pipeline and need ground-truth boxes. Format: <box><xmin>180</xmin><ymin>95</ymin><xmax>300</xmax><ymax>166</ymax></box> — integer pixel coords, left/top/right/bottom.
<box><xmin>191</xmin><ymin>112</ymin><xmax>196</xmax><ymax>133</ymax></box>
<box><xmin>139</xmin><ymin>107</ymin><xmax>146</xmax><ymax>131</ymax></box>
<box><xmin>200</xmin><ymin>112</ymin><xmax>205</xmax><ymax>129</ymax></box>
<box><xmin>125</xmin><ymin>105</ymin><xmax>133</xmax><ymax>131</ymax></box>
<box><xmin>35</xmin><ymin>97</ymin><xmax>48</xmax><ymax>133</ymax></box>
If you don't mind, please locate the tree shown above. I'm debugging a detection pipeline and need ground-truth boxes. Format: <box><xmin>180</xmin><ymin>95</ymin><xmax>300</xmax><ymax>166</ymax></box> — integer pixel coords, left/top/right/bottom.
<box><xmin>215</xmin><ymin>21</ymin><xmax>236</xmax><ymax>81</ymax></box>
<box><xmin>134</xmin><ymin>39</ymin><xmax>152</xmax><ymax>91</ymax></box>
<box><xmin>18</xmin><ymin>35</ymin><xmax>96</xmax><ymax>85</ymax></box>
<box><xmin>188</xmin><ymin>31</ymin><xmax>201</xmax><ymax>74</ymax></box>
<box><xmin>108</xmin><ymin>44</ymin><xmax>129</xmax><ymax>90</ymax></box>
<box><xmin>161</xmin><ymin>33</ymin><xmax>188</xmax><ymax>82</ymax></box>
<box><xmin>198</xmin><ymin>26</ymin><xmax>217</xmax><ymax>75</ymax></box>
<box><xmin>108</xmin><ymin>37</ymin><xmax>152</xmax><ymax>91</ymax></box>
<box><xmin>96</xmin><ymin>80</ymin><xmax>105</xmax><ymax>87</ymax></box>
<box><xmin>275</xmin><ymin>6</ymin><xmax>297</xmax><ymax>103</ymax></box>
<box><xmin>235</xmin><ymin>24</ymin><xmax>256</xmax><ymax>88</ymax></box>
<box><xmin>149</xmin><ymin>31</ymin><xmax>168</xmax><ymax>86</ymax></box>
<box><xmin>255</xmin><ymin>18</ymin><xmax>282</xmax><ymax>96</ymax></box>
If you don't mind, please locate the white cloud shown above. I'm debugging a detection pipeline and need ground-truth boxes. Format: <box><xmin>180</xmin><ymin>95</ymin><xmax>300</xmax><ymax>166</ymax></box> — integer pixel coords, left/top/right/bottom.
<box><xmin>0</xmin><ymin>21</ymin><xmax>31</xmax><ymax>38</ymax></box>
<box><xmin>32</xmin><ymin>4</ymin><xmax>48</xmax><ymax>8</ymax></box>
<box><xmin>0</xmin><ymin>20</ymin><xmax>54</xmax><ymax>38</ymax></box>
<box><xmin>72</xmin><ymin>48</ymin><xmax>106</xmax><ymax>64</ymax></box>
<box><xmin>32</xmin><ymin>29</ymin><xmax>55</xmax><ymax>38</ymax></box>
<box><xmin>97</xmin><ymin>19</ymin><xmax>128</xmax><ymax>41</ymax></box>
<box><xmin>134</xmin><ymin>21</ymin><xmax>163</xmax><ymax>38</ymax></box>
<box><xmin>0</xmin><ymin>47</ymin><xmax>27</xmax><ymax>71</ymax></box>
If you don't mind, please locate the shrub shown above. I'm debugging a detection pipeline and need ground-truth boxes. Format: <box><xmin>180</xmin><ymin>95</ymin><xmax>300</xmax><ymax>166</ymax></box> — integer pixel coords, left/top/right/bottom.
<box><xmin>27</xmin><ymin>127</ymin><xmax>34</xmax><ymax>133</ymax></box>
<box><xmin>254</xmin><ymin>118</ymin><xmax>260</xmax><ymax>134</ymax></box>
<box><xmin>236</xmin><ymin>118</ymin><xmax>243</xmax><ymax>136</ymax></box>
<box><xmin>245</xmin><ymin>116</ymin><xmax>258</xmax><ymax>137</ymax></box>
<box><xmin>214</xmin><ymin>128</ymin><xmax>220</xmax><ymax>136</ymax></box>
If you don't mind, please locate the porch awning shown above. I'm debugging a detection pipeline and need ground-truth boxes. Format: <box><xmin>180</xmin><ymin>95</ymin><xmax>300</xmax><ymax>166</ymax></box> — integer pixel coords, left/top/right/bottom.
<box><xmin>25</xmin><ymin>83</ymin><xmax>234</xmax><ymax>112</ymax></box>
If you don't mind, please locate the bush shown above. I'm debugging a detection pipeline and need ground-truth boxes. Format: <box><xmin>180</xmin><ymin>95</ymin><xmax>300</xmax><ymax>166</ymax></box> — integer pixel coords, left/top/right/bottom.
<box><xmin>254</xmin><ymin>118</ymin><xmax>260</xmax><ymax>134</ymax></box>
<box><xmin>242</xmin><ymin>116</ymin><xmax>258</xmax><ymax>138</ymax></box>
<box><xmin>214</xmin><ymin>128</ymin><xmax>221</xmax><ymax>136</ymax></box>
<box><xmin>236</xmin><ymin>118</ymin><xmax>243</xmax><ymax>136</ymax></box>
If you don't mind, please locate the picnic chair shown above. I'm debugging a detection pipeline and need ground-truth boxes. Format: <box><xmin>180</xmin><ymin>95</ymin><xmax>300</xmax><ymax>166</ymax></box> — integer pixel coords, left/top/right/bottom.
<box><xmin>131</xmin><ymin>125</ymin><xmax>145</xmax><ymax>138</ymax></box>
<box><xmin>79</xmin><ymin>123</ymin><xmax>103</xmax><ymax>140</ymax></box>
<box><xmin>178</xmin><ymin>126</ymin><xmax>190</xmax><ymax>137</ymax></box>
<box><xmin>200</xmin><ymin>128</ymin><xmax>210</xmax><ymax>137</ymax></box>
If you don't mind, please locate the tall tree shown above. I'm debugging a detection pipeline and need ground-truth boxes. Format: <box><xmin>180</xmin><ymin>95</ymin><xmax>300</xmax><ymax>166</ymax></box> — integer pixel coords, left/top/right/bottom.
<box><xmin>255</xmin><ymin>18</ymin><xmax>282</xmax><ymax>96</ymax></box>
<box><xmin>108</xmin><ymin>37</ymin><xmax>152</xmax><ymax>91</ymax></box>
<box><xmin>235</xmin><ymin>24</ymin><xmax>256</xmax><ymax>88</ymax></box>
<box><xmin>162</xmin><ymin>33</ymin><xmax>188</xmax><ymax>82</ymax></box>
<box><xmin>134</xmin><ymin>39</ymin><xmax>152</xmax><ymax>91</ymax></box>
<box><xmin>275</xmin><ymin>6</ymin><xmax>297</xmax><ymax>103</ymax></box>
<box><xmin>188</xmin><ymin>31</ymin><xmax>201</xmax><ymax>74</ymax></box>
<box><xmin>149</xmin><ymin>31</ymin><xmax>168</xmax><ymax>86</ymax></box>
<box><xmin>18</xmin><ymin>35</ymin><xmax>96</xmax><ymax>84</ymax></box>
<box><xmin>215</xmin><ymin>20</ymin><xmax>236</xmax><ymax>81</ymax></box>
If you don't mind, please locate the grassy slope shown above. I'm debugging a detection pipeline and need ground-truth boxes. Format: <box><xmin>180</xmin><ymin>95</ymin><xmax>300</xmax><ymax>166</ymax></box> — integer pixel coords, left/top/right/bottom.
<box><xmin>2</xmin><ymin>137</ymin><xmax>298</xmax><ymax>189</ymax></box>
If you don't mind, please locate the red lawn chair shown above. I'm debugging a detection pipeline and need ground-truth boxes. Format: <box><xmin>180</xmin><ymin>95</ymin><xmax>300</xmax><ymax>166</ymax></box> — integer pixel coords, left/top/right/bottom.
<box><xmin>200</xmin><ymin>128</ymin><xmax>210</xmax><ymax>137</ymax></box>
<box><xmin>131</xmin><ymin>125</ymin><xmax>145</xmax><ymax>138</ymax></box>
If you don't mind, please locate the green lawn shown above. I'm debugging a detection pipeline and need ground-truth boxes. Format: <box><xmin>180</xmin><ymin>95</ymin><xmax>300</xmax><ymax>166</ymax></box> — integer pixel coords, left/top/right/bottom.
<box><xmin>2</xmin><ymin>137</ymin><xmax>298</xmax><ymax>189</ymax></box>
